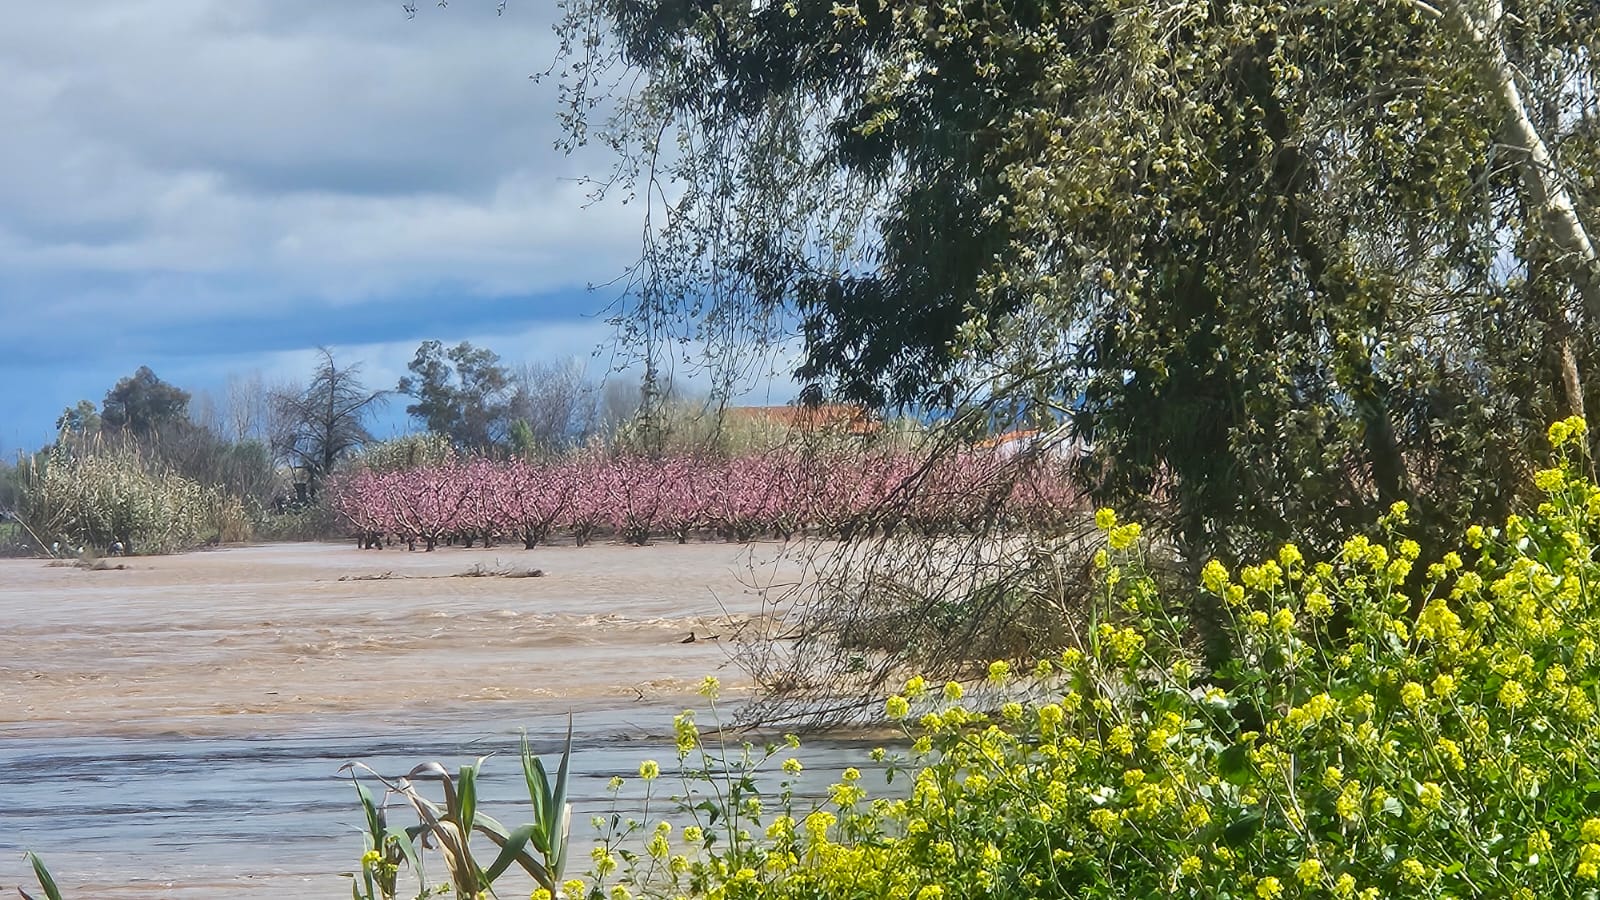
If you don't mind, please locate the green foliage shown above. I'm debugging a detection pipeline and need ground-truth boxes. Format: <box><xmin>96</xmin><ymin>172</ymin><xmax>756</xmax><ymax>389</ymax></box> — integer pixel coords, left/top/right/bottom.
<box><xmin>53</xmin><ymin>400</ymin><xmax>100</xmax><ymax>438</ymax></box>
<box><xmin>573</xmin><ymin>418</ymin><xmax>1600</xmax><ymax>899</ymax></box>
<box><xmin>100</xmin><ymin>366</ymin><xmax>190</xmax><ymax>437</ymax></box>
<box><xmin>398</xmin><ymin>341</ymin><xmax>516</xmax><ymax>451</ymax></box>
<box><xmin>252</xmin><ymin>499</ymin><xmax>338</xmax><ymax>542</ymax></box>
<box><xmin>19</xmin><ymin>851</ymin><xmax>63</xmax><ymax>900</ymax></box>
<box><xmin>611</xmin><ymin>400</ymin><xmax>880</xmax><ymax>458</ymax></box>
<box><xmin>155</xmin><ymin>433</ymin><xmax>281</xmax><ymax>510</ymax></box>
<box><xmin>340</xmin><ymin>724</ymin><xmax>575</xmax><ymax>899</ymax></box>
<box><xmin>353</xmin><ymin>433</ymin><xmax>458</xmax><ymax>473</ymax></box>
<box><xmin>56</xmin><ymin>369</ymin><xmax>281</xmax><ymax>512</ymax></box>
<box><xmin>0</xmin><ymin>459</ymin><xmax>20</xmax><ymax>513</ymax></box>
<box><xmin>17</xmin><ymin>443</ymin><xmax>250</xmax><ymax>554</ymax></box>
<box><xmin>555</xmin><ymin>0</ymin><xmax>1600</xmax><ymax>564</ymax></box>
<box><xmin>347</xmin><ymin>774</ymin><xmax>425</xmax><ymax>900</ymax></box>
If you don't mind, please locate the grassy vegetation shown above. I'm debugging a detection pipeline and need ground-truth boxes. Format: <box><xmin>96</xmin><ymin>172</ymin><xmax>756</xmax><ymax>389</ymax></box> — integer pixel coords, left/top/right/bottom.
<box><xmin>537</xmin><ymin>417</ymin><xmax>1600</xmax><ymax>899</ymax></box>
<box><xmin>0</xmin><ymin>518</ymin><xmax>36</xmax><ymax>557</ymax></box>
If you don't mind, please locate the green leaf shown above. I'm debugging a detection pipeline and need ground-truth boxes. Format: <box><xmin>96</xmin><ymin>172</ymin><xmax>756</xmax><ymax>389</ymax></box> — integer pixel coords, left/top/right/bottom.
<box><xmin>387</xmin><ymin>824</ymin><xmax>424</xmax><ymax>877</ymax></box>
<box><xmin>354</xmin><ymin>777</ymin><xmax>385</xmax><ymax>843</ymax></box>
<box><xmin>551</xmin><ymin>715</ymin><xmax>574</xmax><ymax>877</ymax></box>
<box><xmin>478</xmin><ymin>822</ymin><xmax>550</xmax><ymax>887</ymax></box>
<box><xmin>1216</xmin><ymin>744</ymin><xmax>1252</xmax><ymax>785</ymax></box>
<box><xmin>458</xmin><ymin>762</ymin><xmax>479</xmax><ymax>837</ymax></box>
<box><xmin>25</xmin><ymin>852</ymin><xmax>64</xmax><ymax>900</ymax></box>
<box><xmin>1221</xmin><ymin>811</ymin><xmax>1263</xmax><ymax>847</ymax></box>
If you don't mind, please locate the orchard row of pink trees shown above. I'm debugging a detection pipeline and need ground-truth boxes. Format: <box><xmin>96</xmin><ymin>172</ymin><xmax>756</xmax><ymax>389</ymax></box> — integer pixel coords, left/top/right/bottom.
<box><xmin>327</xmin><ymin>451</ymin><xmax>1086</xmax><ymax>550</ymax></box>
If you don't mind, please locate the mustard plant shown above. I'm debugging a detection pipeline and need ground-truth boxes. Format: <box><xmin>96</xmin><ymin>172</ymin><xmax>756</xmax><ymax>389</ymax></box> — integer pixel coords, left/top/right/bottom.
<box><xmin>591</xmin><ymin>417</ymin><xmax>1600</xmax><ymax>899</ymax></box>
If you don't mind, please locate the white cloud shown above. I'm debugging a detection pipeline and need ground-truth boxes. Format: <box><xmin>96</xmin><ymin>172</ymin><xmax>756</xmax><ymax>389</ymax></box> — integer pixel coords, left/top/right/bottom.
<box><xmin>0</xmin><ymin>0</ymin><xmax>635</xmax><ymax>295</ymax></box>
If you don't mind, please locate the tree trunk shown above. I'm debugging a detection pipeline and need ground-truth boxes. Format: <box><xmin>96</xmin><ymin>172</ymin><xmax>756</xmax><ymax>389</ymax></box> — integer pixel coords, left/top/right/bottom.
<box><xmin>1432</xmin><ymin>0</ymin><xmax>1600</xmax><ymax>418</ymax></box>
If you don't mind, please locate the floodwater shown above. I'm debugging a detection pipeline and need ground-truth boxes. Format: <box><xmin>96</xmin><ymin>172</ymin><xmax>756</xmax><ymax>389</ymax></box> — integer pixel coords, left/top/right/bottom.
<box><xmin>0</xmin><ymin>540</ymin><xmax>861</xmax><ymax>898</ymax></box>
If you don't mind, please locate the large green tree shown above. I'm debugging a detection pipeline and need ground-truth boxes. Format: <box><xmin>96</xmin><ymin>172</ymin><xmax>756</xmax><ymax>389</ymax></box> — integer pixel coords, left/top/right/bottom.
<box><xmin>101</xmin><ymin>366</ymin><xmax>191</xmax><ymax>437</ymax></box>
<box><xmin>551</xmin><ymin>0</ymin><xmax>1600</xmax><ymax>562</ymax></box>
<box><xmin>397</xmin><ymin>340</ymin><xmax>516</xmax><ymax>450</ymax></box>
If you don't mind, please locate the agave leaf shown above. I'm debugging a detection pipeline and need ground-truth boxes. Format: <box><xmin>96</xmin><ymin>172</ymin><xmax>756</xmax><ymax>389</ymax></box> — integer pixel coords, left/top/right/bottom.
<box><xmin>24</xmin><ymin>852</ymin><xmax>63</xmax><ymax>900</ymax></box>
<box><xmin>555</xmin><ymin>803</ymin><xmax>572</xmax><ymax>882</ymax></box>
<box><xmin>477</xmin><ymin>822</ymin><xmax>551</xmax><ymax>887</ymax></box>
<box><xmin>457</xmin><ymin>762</ymin><xmax>478</xmax><ymax>838</ymax></box>
<box><xmin>550</xmin><ymin>717</ymin><xmax>573</xmax><ymax>877</ymax></box>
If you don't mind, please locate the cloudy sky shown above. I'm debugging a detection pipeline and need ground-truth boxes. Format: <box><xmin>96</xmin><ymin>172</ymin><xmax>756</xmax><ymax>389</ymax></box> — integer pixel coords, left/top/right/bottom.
<box><xmin>0</xmin><ymin>1</ymin><xmax>786</xmax><ymax>453</ymax></box>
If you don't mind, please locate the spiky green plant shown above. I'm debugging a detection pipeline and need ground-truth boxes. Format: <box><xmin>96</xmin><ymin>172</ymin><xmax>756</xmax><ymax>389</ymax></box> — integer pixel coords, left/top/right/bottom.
<box><xmin>344</xmin><ymin>720</ymin><xmax>573</xmax><ymax>897</ymax></box>
<box><xmin>18</xmin><ymin>851</ymin><xmax>63</xmax><ymax>900</ymax></box>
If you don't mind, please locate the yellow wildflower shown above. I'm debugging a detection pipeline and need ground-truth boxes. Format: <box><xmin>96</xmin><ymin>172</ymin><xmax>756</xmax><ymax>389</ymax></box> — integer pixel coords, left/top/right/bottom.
<box><xmin>697</xmin><ymin>675</ymin><xmax>720</xmax><ymax>700</ymax></box>
<box><xmin>1400</xmin><ymin>681</ymin><xmax>1426</xmax><ymax>709</ymax></box>
<box><xmin>1296</xmin><ymin>859</ymin><xmax>1323</xmax><ymax>886</ymax></box>
<box><xmin>1108</xmin><ymin>522</ymin><xmax>1142</xmax><ymax>550</ymax></box>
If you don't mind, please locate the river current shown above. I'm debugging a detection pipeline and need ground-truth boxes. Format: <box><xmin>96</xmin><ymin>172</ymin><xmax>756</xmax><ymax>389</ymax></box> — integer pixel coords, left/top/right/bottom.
<box><xmin>0</xmin><ymin>540</ymin><xmax>855</xmax><ymax>897</ymax></box>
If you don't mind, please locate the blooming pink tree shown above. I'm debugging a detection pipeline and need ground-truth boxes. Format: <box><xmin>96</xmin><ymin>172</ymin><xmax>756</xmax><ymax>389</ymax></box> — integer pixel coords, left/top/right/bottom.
<box><xmin>327</xmin><ymin>443</ymin><xmax>1087</xmax><ymax>548</ymax></box>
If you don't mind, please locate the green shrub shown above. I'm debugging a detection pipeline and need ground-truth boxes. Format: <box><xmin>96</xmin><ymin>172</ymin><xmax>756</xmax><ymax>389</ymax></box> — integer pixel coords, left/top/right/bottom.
<box><xmin>575</xmin><ymin>416</ymin><xmax>1600</xmax><ymax>899</ymax></box>
<box><xmin>252</xmin><ymin>499</ymin><xmax>338</xmax><ymax>542</ymax></box>
<box><xmin>355</xmin><ymin>433</ymin><xmax>457</xmax><ymax>473</ymax></box>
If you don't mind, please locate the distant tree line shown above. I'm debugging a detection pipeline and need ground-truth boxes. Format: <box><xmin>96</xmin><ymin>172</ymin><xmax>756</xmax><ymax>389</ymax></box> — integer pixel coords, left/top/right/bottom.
<box><xmin>15</xmin><ymin>339</ymin><xmax>740</xmax><ymax>531</ymax></box>
<box><xmin>6</xmin><ymin>330</ymin><xmax>877</xmax><ymax>557</ymax></box>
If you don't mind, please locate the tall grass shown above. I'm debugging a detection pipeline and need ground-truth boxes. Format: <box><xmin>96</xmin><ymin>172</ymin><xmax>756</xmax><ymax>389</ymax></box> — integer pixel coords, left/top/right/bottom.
<box><xmin>17</xmin><ymin>441</ymin><xmax>250</xmax><ymax>554</ymax></box>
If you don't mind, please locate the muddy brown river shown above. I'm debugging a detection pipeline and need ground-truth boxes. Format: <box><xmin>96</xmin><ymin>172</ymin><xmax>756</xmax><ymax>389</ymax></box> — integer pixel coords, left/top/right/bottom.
<box><xmin>0</xmin><ymin>540</ymin><xmax>855</xmax><ymax>898</ymax></box>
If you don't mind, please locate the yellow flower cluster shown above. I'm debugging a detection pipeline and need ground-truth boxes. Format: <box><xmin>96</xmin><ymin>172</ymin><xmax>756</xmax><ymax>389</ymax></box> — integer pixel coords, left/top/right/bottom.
<box><xmin>1550</xmin><ymin>415</ymin><xmax>1588</xmax><ymax>447</ymax></box>
<box><xmin>581</xmin><ymin>423</ymin><xmax>1600</xmax><ymax>900</ymax></box>
<box><xmin>673</xmin><ymin>711</ymin><xmax>698</xmax><ymax>757</ymax></box>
